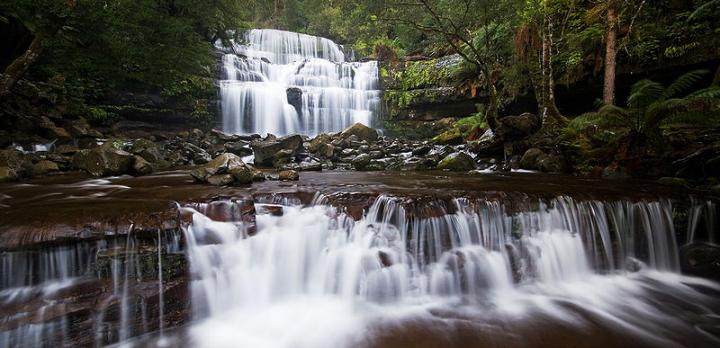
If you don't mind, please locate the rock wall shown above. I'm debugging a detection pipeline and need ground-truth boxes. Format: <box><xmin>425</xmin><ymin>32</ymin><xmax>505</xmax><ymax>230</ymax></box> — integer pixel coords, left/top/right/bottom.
<box><xmin>381</xmin><ymin>54</ymin><xmax>481</xmax><ymax>121</ymax></box>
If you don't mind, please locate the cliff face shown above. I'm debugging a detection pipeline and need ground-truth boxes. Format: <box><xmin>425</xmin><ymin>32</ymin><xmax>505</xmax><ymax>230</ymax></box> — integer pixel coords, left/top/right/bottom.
<box><xmin>381</xmin><ymin>54</ymin><xmax>482</xmax><ymax>121</ymax></box>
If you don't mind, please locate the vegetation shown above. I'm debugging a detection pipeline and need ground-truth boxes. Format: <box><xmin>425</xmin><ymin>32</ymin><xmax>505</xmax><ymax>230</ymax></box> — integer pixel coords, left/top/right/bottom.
<box><xmin>1</xmin><ymin>0</ymin><xmax>719</xmax><ymax>178</ymax></box>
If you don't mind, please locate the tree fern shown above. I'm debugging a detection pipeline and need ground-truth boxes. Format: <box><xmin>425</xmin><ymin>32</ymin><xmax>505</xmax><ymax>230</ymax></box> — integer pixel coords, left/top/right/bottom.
<box><xmin>663</xmin><ymin>70</ymin><xmax>709</xmax><ymax>99</ymax></box>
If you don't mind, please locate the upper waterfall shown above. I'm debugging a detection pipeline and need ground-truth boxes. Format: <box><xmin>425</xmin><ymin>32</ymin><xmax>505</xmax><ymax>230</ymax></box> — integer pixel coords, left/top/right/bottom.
<box><xmin>219</xmin><ymin>29</ymin><xmax>381</xmax><ymax>136</ymax></box>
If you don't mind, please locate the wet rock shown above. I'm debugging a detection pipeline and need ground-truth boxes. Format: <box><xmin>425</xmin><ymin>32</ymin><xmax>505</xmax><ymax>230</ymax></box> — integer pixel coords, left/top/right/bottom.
<box><xmin>252</xmin><ymin>134</ymin><xmax>303</xmax><ymax>167</ymax></box>
<box><xmin>181</xmin><ymin>142</ymin><xmax>212</xmax><ymax>164</ymax></box>
<box><xmin>207</xmin><ymin>174</ymin><xmax>235</xmax><ymax>186</ymax></box>
<box><xmin>131</xmin><ymin>138</ymin><xmax>163</xmax><ymax>163</ymax></box>
<box><xmin>433</xmin><ymin>127</ymin><xmax>464</xmax><ymax>145</ymax></box>
<box><xmin>0</xmin><ymin>166</ymin><xmax>18</xmax><ymax>182</ymax></box>
<box><xmin>496</xmin><ymin>113</ymin><xmax>540</xmax><ymax>140</ymax></box>
<box><xmin>211</xmin><ymin>129</ymin><xmax>242</xmax><ymax>142</ymax></box>
<box><xmin>437</xmin><ymin>152</ymin><xmax>475</xmax><ymax>171</ymax></box>
<box><xmin>341</xmin><ymin>123</ymin><xmax>378</xmax><ymax>142</ymax></box>
<box><xmin>308</xmin><ymin>133</ymin><xmax>333</xmax><ymax>153</ymax></box>
<box><xmin>519</xmin><ymin>148</ymin><xmax>545</xmax><ymax>170</ymax></box>
<box><xmin>0</xmin><ymin>149</ymin><xmax>24</xmax><ymax>170</ymax></box>
<box><xmin>56</xmin><ymin>144</ymin><xmax>79</xmax><ymax>155</ymax></box>
<box><xmin>32</xmin><ymin>160</ymin><xmax>59</xmax><ymax>175</ymax></box>
<box><xmin>537</xmin><ymin>154</ymin><xmax>565</xmax><ymax>173</ymax></box>
<box><xmin>224</xmin><ymin>141</ymin><xmax>253</xmax><ymax>157</ymax></box>
<box><xmin>39</xmin><ymin>116</ymin><xmax>72</xmax><ymax>140</ymax></box>
<box><xmin>286</xmin><ymin>87</ymin><xmax>303</xmax><ymax>114</ymax></box>
<box><xmin>278</xmin><ymin>169</ymin><xmax>300</xmax><ymax>181</ymax></box>
<box><xmin>72</xmin><ymin>144</ymin><xmax>135</xmax><ymax>177</ymax></box>
<box><xmin>67</xmin><ymin>118</ymin><xmax>102</xmax><ymax>138</ymax></box>
<box><xmin>190</xmin><ymin>153</ymin><xmax>246</xmax><ymax>182</ymax></box>
<box><xmin>351</xmin><ymin>154</ymin><xmax>372</xmax><ymax>170</ymax></box>
<box><xmin>132</xmin><ymin>155</ymin><xmax>154</xmax><ymax>175</ymax></box>
<box><xmin>230</xmin><ymin>165</ymin><xmax>254</xmax><ymax>184</ymax></box>
<box><xmin>365</xmin><ymin>160</ymin><xmax>387</xmax><ymax>171</ymax></box>
<box><xmin>412</xmin><ymin>145</ymin><xmax>432</xmax><ymax>156</ymax></box>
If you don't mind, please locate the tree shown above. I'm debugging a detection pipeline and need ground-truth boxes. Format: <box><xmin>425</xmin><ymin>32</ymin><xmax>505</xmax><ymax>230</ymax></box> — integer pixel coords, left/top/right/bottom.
<box><xmin>0</xmin><ymin>0</ymin><xmax>79</xmax><ymax>95</ymax></box>
<box><xmin>382</xmin><ymin>0</ymin><xmax>520</xmax><ymax>131</ymax></box>
<box><xmin>515</xmin><ymin>0</ymin><xmax>569</xmax><ymax>129</ymax></box>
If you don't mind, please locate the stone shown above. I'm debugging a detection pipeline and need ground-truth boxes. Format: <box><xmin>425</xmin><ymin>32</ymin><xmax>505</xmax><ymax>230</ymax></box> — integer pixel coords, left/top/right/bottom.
<box><xmin>432</xmin><ymin>128</ymin><xmax>464</xmax><ymax>145</ymax></box>
<box><xmin>132</xmin><ymin>155</ymin><xmax>154</xmax><ymax>175</ymax></box>
<box><xmin>230</xmin><ymin>165</ymin><xmax>254</xmax><ymax>184</ymax></box>
<box><xmin>496</xmin><ymin>113</ymin><xmax>540</xmax><ymax>140</ymax></box>
<box><xmin>131</xmin><ymin>138</ymin><xmax>163</xmax><ymax>163</ymax></box>
<box><xmin>191</xmin><ymin>153</ymin><xmax>245</xmax><ymax>182</ymax></box>
<box><xmin>72</xmin><ymin>144</ymin><xmax>135</xmax><ymax>177</ymax></box>
<box><xmin>537</xmin><ymin>154</ymin><xmax>565</xmax><ymax>173</ymax></box>
<box><xmin>224</xmin><ymin>141</ymin><xmax>253</xmax><ymax>157</ymax></box>
<box><xmin>207</xmin><ymin>174</ymin><xmax>235</xmax><ymax>186</ymax></box>
<box><xmin>437</xmin><ymin>152</ymin><xmax>475</xmax><ymax>171</ymax></box>
<box><xmin>32</xmin><ymin>160</ymin><xmax>59</xmax><ymax>175</ymax></box>
<box><xmin>351</xmin><ymin>154</ymin><xmax>372</xmax><ymax>170</ymax></box>
<box><xmin>278</xmin><ymin>169</ymin><xmax>299</xmax><ymax>181</ymax></box>
<box><xmin>286</xmin><ymin>87</ymin><xmax>303</xmax><ymax>114</ymax></box>
<box><xmin>519</xmin><ymin>148</ymin><xmax>545</xmax><ymax>170</ymax></box>
<box><xmin>0</xmin><ymin>149</ymin><xmax>24</xmax><ymax>170</ymax></box>
<box><xmin>56</xmin><ymin>144</ymin><xmax>79</xmax><ymax>155</ymax></box>
<box><xmin>251</xmin><ymin>134</ymin><xmax>304</xmax><ymax>167</ymax></box>
<box><xmin>0</xmin><ymin>167</ymin><xmax>18</xmax><ymax>182</ymax></box>
<box><xmin>211</xmin><ymin>129</ymin><xmax>241</xmax><ymax>142</ymax></box>
<box><xmin>341</xmin><ymin>123</ymin><xmax>378</xmax><ymax>142</ymax></box>
<box><xmin>308</xmin><ymin>133</ymin><xmax>333</xmax><ymax>153</ymax></box>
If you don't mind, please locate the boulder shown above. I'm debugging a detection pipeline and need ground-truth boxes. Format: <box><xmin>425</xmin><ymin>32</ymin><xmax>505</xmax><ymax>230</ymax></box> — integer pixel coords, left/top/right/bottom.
<box><xmin>432</xmin><ymin>128</ymin><xmax>464</xmax><ymax>145</ymax></box>
<box><xmin>132</xmin><ymin>155</ymin><xmax>154</xmax><ymax>175</ymax></box>
<box><xmin>496</xmin><ymin>113</ymin><xmax>540</xmax><ymax>140</ymax></box>
<box><xmin>131</xmin><ymin>138</ymin><xmax>163</xmax><ymax>163</ymax></box>
<box><xmin>251</xmin><ymin>134</ymin><xmax>304</xmax><ymax>167</ymax></box>
<box><xmin>32</xmin><ymin>160</ymin><xmax>59</xmax><ymax>175</ymax></box>
<box><xmin>190</xmin><ymin>153</ymin><xmax>245</xmax><ymax>182</ymax></box>
<box><xmin>286</xmin><ymin>87</ymin><xmax>303</xmax><ymax>114</ymax></box>
<box><xmin>308</xmin><ymin>133</ymin><xmax>333</xmax><ymax>153</ymax></box>
<box><xmin>351</xmin><ymin>154</ymin><xmax>372</xmax><ymax>170</ymax></box>
<box><xmin>341</xmin><ymin>123</ymin><xmax>378</xmax><ymax>142</ymax></box>
<box><xmin>278</xmin><ymin>169</ymin><xmax>300</xmax><ymax>181</ymax></box>
<box><xmin>537</xmin><ymin>154</ymin><xmax>565</xmax><ymax>173</ymax></box>
<box><xmin>207</xmin><ymin>174</ymin><xmax>235</xmax><ymax>186</ymax></box>
<box><xmin>437</xmin><ymin>152</ymin><xmax>475</xmax><ymax>171</ymax></box>
<box><xmin>230</xmin><ymin>165</ymin><xmax>255</xmax><ymax>184</ymax></box>
<box><xmin>519</xmin><ymin>148</ymin><xmax>545</xmax><ymax>170</ymax></box>
<box><xmin>224</xmin><ymin>141</ymin><xmax>253</xmax><ymax>157</ymax></box>
<box><xmin>72</xmin><ymin>144</ymin><xmax>135</xmax><ymax>177</ymax></box>
<box><xmin>0</xmin><ymin>166</ymin><xmax>18</xmax><ymax>182</ymax></box>
<box><xmin>0</xmin><ymin>149</ymin><xmax>24</xmax><ymax>170</ymax></box>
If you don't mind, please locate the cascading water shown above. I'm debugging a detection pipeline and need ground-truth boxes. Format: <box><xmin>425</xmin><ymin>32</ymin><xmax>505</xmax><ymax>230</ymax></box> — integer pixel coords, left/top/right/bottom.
<box><xmin>180</xmin><ymin>195</ymin><xmax>720</xmax><ymax>347</ymax></box>
<box><xmin>219</xmin><ymin>29</ymin><xmax>381</xmax><ymax>136</ymax></box>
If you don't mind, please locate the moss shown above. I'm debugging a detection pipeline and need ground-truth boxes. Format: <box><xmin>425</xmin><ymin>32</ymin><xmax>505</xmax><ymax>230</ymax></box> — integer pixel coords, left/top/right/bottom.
<box><xmin>432</xmin><ymin>127</ymin><xmax>464</xmax><ymax>145</ymax></box>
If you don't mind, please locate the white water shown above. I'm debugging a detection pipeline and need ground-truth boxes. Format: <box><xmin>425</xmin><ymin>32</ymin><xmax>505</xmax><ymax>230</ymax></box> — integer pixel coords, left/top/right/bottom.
<box><xmin>219</xmin><ymin>29</ymin><xmax>381</xmax><ymax>136</ymax></box>
<box><xmin>180</xmin><ymin>196</ymin><xmax>720</xmax><ymax>347</ymax></box>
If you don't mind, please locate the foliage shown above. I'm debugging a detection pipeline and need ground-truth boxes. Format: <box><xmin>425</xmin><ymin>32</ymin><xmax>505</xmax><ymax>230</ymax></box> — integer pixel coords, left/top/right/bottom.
<box><xmin>567</xmin><ymin>70</ymin><xmax>720</xmax><ymax>143</ymax></box>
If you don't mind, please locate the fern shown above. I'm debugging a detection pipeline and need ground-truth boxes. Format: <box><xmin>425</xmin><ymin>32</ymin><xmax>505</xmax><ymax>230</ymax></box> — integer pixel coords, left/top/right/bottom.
<box><xmin>663</xmin><ymin>70</ymin><xmax>709</xmax><ymax>99</ymax></box>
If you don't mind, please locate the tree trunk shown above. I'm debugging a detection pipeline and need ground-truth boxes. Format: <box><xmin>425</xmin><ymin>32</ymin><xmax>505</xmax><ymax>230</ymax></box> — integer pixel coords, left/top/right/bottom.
<box><xmin>603</xmin><ymin>1</ymin><xmax>618</xmax><ymax>105</ymax></box>
<box><xmin>0</xmin><ymin>32</ymin><xmax>46</xmax><ymax>96</ymax></box>
<box><xmin>486</xmin><ymin>76</ymin><xmax>499</xmax><ymax>132</ymax></box>
<box><xmin>540</xmin><ymin>18</ymin><xmax>565</xmax><ymax>128</ymax></box>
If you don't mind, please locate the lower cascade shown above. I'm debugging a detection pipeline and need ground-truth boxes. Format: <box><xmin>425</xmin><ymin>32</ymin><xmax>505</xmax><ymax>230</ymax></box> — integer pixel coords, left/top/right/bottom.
<box><xmin>1</xmin><ymin>192</ymin><xmax>719</xmax><ymax>347</ymax></box>
<box><xmin>219</xmin><ymin>29</ymin><xmax>381</xmax><ymax>136</ymax></box>
<box><xmin>179</xmin><ymin>195</ymin><xmax>720</xmax><ymax>347</ymax></box>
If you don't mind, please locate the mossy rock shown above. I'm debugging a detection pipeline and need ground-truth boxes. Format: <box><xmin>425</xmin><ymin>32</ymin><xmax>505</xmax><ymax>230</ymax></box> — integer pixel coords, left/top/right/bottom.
<box><xmin>437</xmin><ymin>152</ymin><xmax>475</xmax><ymax>171</ymax></box>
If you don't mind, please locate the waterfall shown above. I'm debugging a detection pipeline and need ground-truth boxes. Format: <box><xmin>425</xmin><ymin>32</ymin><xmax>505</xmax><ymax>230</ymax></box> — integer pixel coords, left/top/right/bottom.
<box><xmin>219</xmin><ymin>29</ymin><xmax>381</xmax><ymax>136</ymax></box>
<box><xmin>180</xmin><ymin>195</ymin><xmax>720</xmax><ymax>347</ymax></box>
